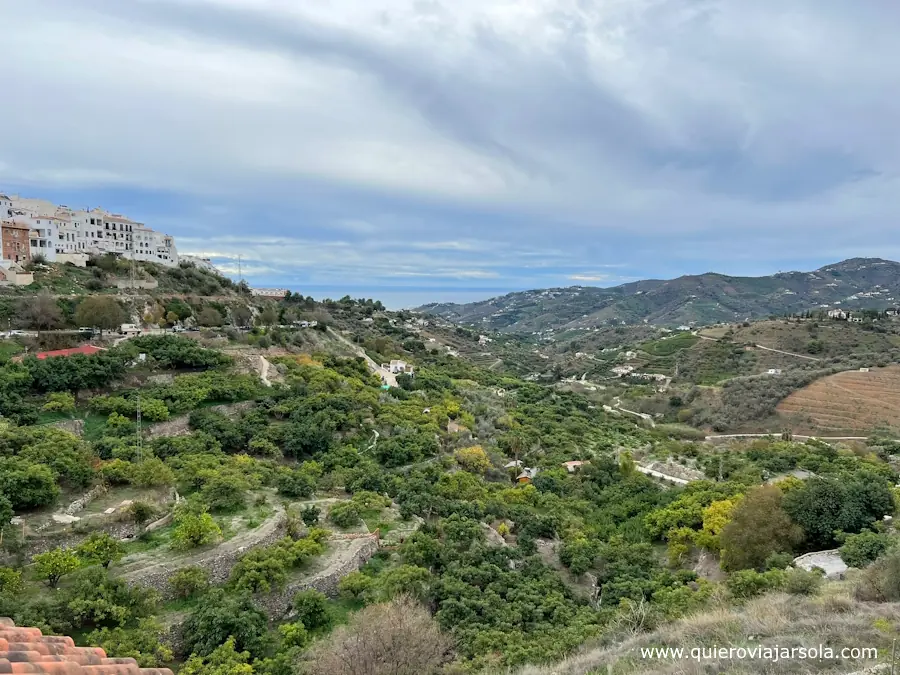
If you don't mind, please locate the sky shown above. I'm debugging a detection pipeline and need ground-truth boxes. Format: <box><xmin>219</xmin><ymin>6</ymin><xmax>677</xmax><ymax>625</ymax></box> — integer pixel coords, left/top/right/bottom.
<box><xmin>2</xmin><ymin>0</ymin><xmax>899</xmax><ymax>308</ymax></box>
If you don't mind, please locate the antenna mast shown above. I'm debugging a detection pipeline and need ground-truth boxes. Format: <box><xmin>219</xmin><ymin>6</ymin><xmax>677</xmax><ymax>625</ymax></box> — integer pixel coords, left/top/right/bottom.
<box><xmin>136</xmin><ymin>394</ymin><xmax>142</xmax><ymax>462</ymax></box>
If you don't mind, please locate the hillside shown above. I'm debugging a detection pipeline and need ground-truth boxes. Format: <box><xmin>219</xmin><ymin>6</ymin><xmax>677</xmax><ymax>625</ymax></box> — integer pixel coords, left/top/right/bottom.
<box><xmin>420</xmin><ymin>258</ymin><xmax>900</xmax><ymax>331</ymax></box>
<box><xmin>0</xmin><ymin>285</ymin><xmax>899</xmax><ymax>674</ymax></box>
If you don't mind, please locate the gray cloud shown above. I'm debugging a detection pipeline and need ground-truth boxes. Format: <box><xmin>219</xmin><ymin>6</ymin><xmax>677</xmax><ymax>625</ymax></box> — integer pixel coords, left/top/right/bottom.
<box><xmin>2</xmin><ymin>0</ymin><xmax>899</xmax><ymax>298</ymax></box>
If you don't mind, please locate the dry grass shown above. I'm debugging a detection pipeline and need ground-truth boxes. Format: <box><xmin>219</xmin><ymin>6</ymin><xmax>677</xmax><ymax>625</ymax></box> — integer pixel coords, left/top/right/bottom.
<box><xmin>776</xmin><ymin>366</ymin><xmax>900</xmax><ymax>432</ymax></box>
<box><xmin>513</xmin><ymin>586</ymin><xmax>900</xmax><ymax>675</ymax></box>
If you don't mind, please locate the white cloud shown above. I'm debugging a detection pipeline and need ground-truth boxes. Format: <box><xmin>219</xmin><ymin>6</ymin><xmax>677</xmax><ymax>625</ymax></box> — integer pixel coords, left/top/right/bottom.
<box><xmin>2</xmin><ymin>0</ymin><xmax>899</xmax><ymax>297</ymax></box>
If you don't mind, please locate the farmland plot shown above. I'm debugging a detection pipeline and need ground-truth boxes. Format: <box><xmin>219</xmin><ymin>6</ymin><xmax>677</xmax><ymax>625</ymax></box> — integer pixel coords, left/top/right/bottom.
<box><xmin>776</xmin><ymin>366</ymin><xmax>900</xmax><ymax>432</ymax></box>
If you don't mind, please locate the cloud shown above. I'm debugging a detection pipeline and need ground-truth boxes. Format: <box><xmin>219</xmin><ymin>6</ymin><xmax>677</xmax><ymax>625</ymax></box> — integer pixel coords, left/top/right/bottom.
<box><xmin>2</xmin><ymin>0</ymin><xmax>899</xmax><ymax>304</ymax></box>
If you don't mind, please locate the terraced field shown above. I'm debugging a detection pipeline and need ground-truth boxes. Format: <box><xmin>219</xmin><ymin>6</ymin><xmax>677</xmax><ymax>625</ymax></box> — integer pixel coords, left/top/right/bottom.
<box><xmin>776</xmin><ymin>366</ymin><xmax>900</xmax><ymax>432</ymax></box>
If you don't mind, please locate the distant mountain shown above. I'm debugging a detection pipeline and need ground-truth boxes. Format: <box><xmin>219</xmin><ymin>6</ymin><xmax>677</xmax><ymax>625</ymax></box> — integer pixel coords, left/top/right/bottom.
<box><xmin>419</xmin><ymin>258</ymin><xmax>900</xmax><ymax>332</ymax></box>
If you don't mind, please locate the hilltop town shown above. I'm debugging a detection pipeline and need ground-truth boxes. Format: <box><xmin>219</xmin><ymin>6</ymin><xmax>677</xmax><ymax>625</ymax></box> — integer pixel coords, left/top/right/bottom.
<box><xmin>0</xmin><ymin>190</ymin><xmax>180</xmax><ymax>271</ymax></box>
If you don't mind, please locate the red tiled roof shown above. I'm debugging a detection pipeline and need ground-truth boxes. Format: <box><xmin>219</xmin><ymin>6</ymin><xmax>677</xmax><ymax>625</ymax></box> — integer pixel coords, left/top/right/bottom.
<box><xmin>35</xmin><ymin>345</ymin><xmax>106</xmax><ymax>360</ymax></box>
<box><xmin>0</xmin><ymin>617</ymin><xmax>173</xmax><ymax>674</ymax></box>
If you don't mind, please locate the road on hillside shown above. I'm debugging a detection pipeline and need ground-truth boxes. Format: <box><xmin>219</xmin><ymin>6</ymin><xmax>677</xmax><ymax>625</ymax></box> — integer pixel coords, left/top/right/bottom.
<box><xmin>327</xmin><ymin>328</ymin><xmax>398</xmax><ymax>386</ymax></box>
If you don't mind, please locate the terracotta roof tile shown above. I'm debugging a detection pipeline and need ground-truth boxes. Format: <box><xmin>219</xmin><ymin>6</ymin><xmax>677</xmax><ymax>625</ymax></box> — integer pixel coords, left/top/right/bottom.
<box><xmin>0</xmin><ymin>620</ymin><xmax>172</xmax><ymax>675</ymax></box>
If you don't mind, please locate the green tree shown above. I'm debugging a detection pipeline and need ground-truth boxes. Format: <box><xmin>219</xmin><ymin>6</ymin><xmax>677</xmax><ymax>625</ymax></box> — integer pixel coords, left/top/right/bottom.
<box><xmin>76</xmin><ymin>532</ymin><xmax>125</xmax><ymax>569</ymax></box>
<box><xmin>839</xmin><ymin>530</ymin><xmax>894</xmax><ymax>568</ymax></box>
<box><xmin>42</xmin><ymin>392</ymin><xmax>76</xmax><ymax>413</ymax></box>
<box><xmin>74</xmin><ymin>296</ymin><xmax>127</xmax><ymax>336</ymax></box>
<box><xmin>301</xmin><ymin>505</ymin><xmax>321</xmax><ymax>527</ymax></box>
<box><xmin>87</xmin><ymin>618</ymin><xmax>173</xmax><ymax>667</ymax></box>
<box><xmin>338</xmin><ymin>571</ymin><xmax>374</xmax><ymax>602</ymax></box>
<box><xmin>181</xmin><ymin>637</ymin><xmax>254</xmax><ymax>675</ymax></box>
<box><xmin>183</xmin><ymin>589</ymin><xmax>270</xmax><ymax>658</ymax></box>
<box><xmin>172</xmin><ymin>509</ymin><xmax>222</xmax><ymax>550</ymax></box>
<box><xmin>276</xmin><ymin>469</ymin><xmax>315</xmax><ymax>499</ymax></box>
<box><xmin>258</xmin><ymin>305</ymin><xmax>278</xmax><ymax>327</ymax></box>
<box><xmin>0</xmin><ymin>567</ymin><xmax>23</xmax><ymax>595</ymax></box>
<box><xmin>169</xmin><ymin>566</ymin><xmax>211</xmax><ymax>600</ymax></box>
<box><xmin>454</xmin><ymin>445</ymin><xmax>491</xmax><ymax>474</ymax></box>
<box><xmin>33</xmin><ymin>547</ymin><xmax>81</xmax><ymax>588</ymax></box>
<box><xmin>0</xmin><ymin>458</ymin><xmax>60</xmax><ymax>510</ymax></box>
<box><xmin>292</xmin><ymin>589</ymin><xmax>331</xmax><ymax>631</ymax></box>
<box><xmin>197</xmin><ymin>307</ymin><xmax>224</xmax><ymax>328</ymax></box>
<box><xmin>784</xmin><ymin>476</ymin><xmax>894</xmax><ymax>549</ymax></box>
<box><xmin>328</xmin><ymin>502</ymin><xmax>361</xmax><ymax>528</ymax></box>
<box><xmin>720</xmin><ymin>486</ymin><xmax>802</xmax><ymax>571</ymax></box>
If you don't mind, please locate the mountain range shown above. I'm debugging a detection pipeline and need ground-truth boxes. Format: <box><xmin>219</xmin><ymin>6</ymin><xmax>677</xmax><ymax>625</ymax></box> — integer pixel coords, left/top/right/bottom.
<box><xmin>419</xmin><ymin>258</ymin><xmax>900</xmax><ymax>332</ymax></box>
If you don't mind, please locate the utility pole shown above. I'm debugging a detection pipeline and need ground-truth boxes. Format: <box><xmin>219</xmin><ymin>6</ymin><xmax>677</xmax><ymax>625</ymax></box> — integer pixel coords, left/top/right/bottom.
<box><xmin>238</xmin><ymin>254</ymin><xmax>243</xmax><ymax>285</ymax></box>
<box><xmin>136</xmin><ymin>394</ymin><xmax>142</xmax><ymax>463</ymax></box>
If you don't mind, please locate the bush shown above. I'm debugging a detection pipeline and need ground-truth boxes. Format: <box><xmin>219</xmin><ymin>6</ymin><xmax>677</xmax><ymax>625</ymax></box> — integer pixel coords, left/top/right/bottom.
<box><xmin>183</xmin><ymin>589</ymin><xmax>270</xmax><ymax>658</ymax></box>
<box><xmin>306</xmin><ymin>596</ymin><xmax>451</xmax><ymax>675</ymax></box>
<box><xmin>726</xmin><ymin>569</ymin><xmax>786</xmax><ymax>600</ymax></box>
<box><xmin>169</xmin><ymin>567</ymin><xmax>210</xmax><ymax>599</ymax></box>
<box><xmin>301</xmin><ymin>505</ymin><xmax>321</xmax><ymax>527</ymax></box>
<box><xmin>171</xmin><ymin>509</ymin><xmax>222</xmax><ymax>550</ymax></box>
<box><xmin>454</xmin><ymin>446</ymin><xmax>491</xmax><ymax>474</ymax></box>
<box><xmin>328</xmin><ymin>502</ymin><xmax>361</xmax><ymax>528</ymax></box>
<box><xmin>783</xmin><ymin>568</ymin><xmax>823</xmax><ymax>596</ymax></box>
<box><xmin>839</xmin><ymin>530</ymin><xmax>894</xmax><ymax>568</ymax></box>
<box><xmin>855</xmin><ymin>549</ymin><xmax>900</xmax><ymax>602</ymax></box>
<box><xmin>42</xmin><ymin>392</ymin><xmax>75</xmax><ymax>413</ymax></box>
<box><xmin>276</xmin><ymin>469</ymin><xmax>315</xmax><ymax>499</ymax></box>
<box><xmin>76</xmin><ymin>532</ymin><xmax>125</xmax><ymax>569</ymax></box>
<box><xmin>292</xmin><ymin>589</ymin><xmax>331</xmax><ymax>631</ymax></box>
<box><xmin>200</xmin><ymin>473</ymin><xmax>248</xmax><ymax>512</ymax></box>
<box><xmin>338</xmin><ymin>571</ymin><xmax>374</xmax><ymax>601</ymax></box>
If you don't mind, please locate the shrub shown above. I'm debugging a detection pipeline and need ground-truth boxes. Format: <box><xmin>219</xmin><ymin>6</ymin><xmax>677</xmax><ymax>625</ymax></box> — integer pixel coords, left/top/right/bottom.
<box><xmin>306</xmin><ymin>596</ymin><xmax>451</xmax><ymax>675</ymax></box>
<box><xmin>783</xmin><ymin>568</ymin><xmax>823</xmax><ymax>596</ymax></box>
<box><xmin>454</xmin><ymin>445</ymin><xmax>491</xmax><ymax>474</ymax></box>
<box><xmin>276</xmin><ymin>469</ymin><xmax>315</xmax><ymax>499</ymax></box>
<box><xmin>328</xmin><ymin>502</ymin><xmax>361</xmax><ymax>528</ymax></box>
<box><xmin>855</xmin><ymin>549</ymin><xmax>900</xmax><ymax>602</ymax></box>
<box><xmin>292</xmin><ymin>589</ymin><xmax>331</xmax><ymax>630</ymax></box>
<box><xmin>200</xmin><ymin>473</ymin><xmax>248</xmax><ymax>512</ymax></box>
<box><xmin>171</xmin><ymin>509</ymin><xmax>221</xmax><ymax>550</ymax></box>
<box><xmin>338</xmin><ymin>571</ymin><xmax>374</xmax><ymax>602</ymax></box>
<box><xmin>301</xmin><ymin>505</ymin><xmax>321</xmax><ymax>527</ymax></box>
<box><xmin>726</xmin><ymin>569</ymin><xmax>786</xmax><ymax>600</ymax></box>
<box><xmin>169</xmin><ymin>567</ymin><xmax>210</xmax><ymax>599</ymax></box>
<box><xmin>42</xmin><ymin>392</ymin><xmax>75</xmax><ymax>413</ymax></box>
<box><xmin>839</xmin><ymin>530</ymin><xmax>894</xmax><ymax>568</ymax></box>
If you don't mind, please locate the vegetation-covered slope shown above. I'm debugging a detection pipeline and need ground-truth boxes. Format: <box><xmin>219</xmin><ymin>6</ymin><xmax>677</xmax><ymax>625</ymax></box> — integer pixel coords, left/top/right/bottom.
<box><xmin>421</xmin><ymin>258</ymin><xmax>900</xmax><ymax>330</ymax></box>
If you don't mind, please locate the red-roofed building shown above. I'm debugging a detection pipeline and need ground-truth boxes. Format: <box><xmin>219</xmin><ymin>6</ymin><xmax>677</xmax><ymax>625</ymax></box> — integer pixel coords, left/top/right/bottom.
<box><xmin>12</xmin><ymin>345</ymin><xmax>106</xmax><ymax>362</ymax></box>
<box><xmin>35</xmin><ymin>345</ymin><xmax>105</xmax><ymax>360</ymax></box>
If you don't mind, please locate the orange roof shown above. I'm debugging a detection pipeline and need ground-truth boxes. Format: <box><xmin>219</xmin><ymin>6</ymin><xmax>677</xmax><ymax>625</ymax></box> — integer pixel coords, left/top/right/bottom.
<box><xmin>35</xmin><ymin>345</ymin><xmax>105</xmax><ymax>360</ymax></box>
<box><xmin>0</xmin><ymin>617</ymin><xmax>173</xmax><ymax>674</ymax></box>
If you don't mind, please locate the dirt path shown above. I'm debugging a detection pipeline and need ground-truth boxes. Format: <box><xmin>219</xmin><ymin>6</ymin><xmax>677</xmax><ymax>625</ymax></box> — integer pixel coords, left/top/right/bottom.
<box><xmin>327</xmin><ymin>328</ymin><xmax>398</xmax><ymax>386</ymax></box>
<box><xmin>751</xmin><ymin>344</ymin><xmax>822</xmax><ymax>361</ymax></box>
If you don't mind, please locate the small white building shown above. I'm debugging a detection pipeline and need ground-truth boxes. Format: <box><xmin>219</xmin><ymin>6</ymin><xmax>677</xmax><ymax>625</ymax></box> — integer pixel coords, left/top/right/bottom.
<box><xmin>383</xmin><ymin>360</ymin><xmax>413</xmax><ymax>375</ymax></box>
<box><xmin>0</xmin><ymin>194</ymin><xmax>12</xmax><ymax>218</ymax></box>
<box><xmin>14</xmin><ymin>214</ymin><xmax>59</xmax><ymax>261</ymax></box>
<box><xmin>766</xmin><ymin>368</ymin><xmax>782</xmax><ymax>375</ymax></box>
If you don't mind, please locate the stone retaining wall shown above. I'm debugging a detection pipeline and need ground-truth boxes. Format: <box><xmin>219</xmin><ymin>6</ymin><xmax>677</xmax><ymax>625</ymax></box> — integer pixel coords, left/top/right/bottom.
<box><xmin>257</xmin><ymin>535</ymin><xmax>379</xmax><ymax>619</ymax></box>
<box><xmin>123</xmin><ymin>511</ymin><xmax>287</xmax><ymax>598</ymax></box>
<box><xmin>158</xmin><ymin>534</ymin><xmax>379</xmax><ymax>655</ymax></box>
<box><xmin>64</xmin><ymin>485</ymin><xmax>108</xmax><ymax>515</ymax></box>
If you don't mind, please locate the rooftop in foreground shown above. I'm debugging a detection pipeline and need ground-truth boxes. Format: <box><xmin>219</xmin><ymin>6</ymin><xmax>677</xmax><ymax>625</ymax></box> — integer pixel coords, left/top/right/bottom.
<box><xmin>0</xmin><ymin>617</ymin><xmax>173</xmax><ymax>674</ymax></box>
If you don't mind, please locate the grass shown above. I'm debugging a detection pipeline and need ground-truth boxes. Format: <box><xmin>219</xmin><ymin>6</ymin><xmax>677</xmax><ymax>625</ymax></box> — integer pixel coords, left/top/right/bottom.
<box><xmin>640</xmin><ymin>333</ymin><xmax>700</xmax><ymax>357</ymax></box>
<box><xmin>516</xmin><ymin>586</ymin><xmax>900</xmax><ymax>675</ymax></box>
